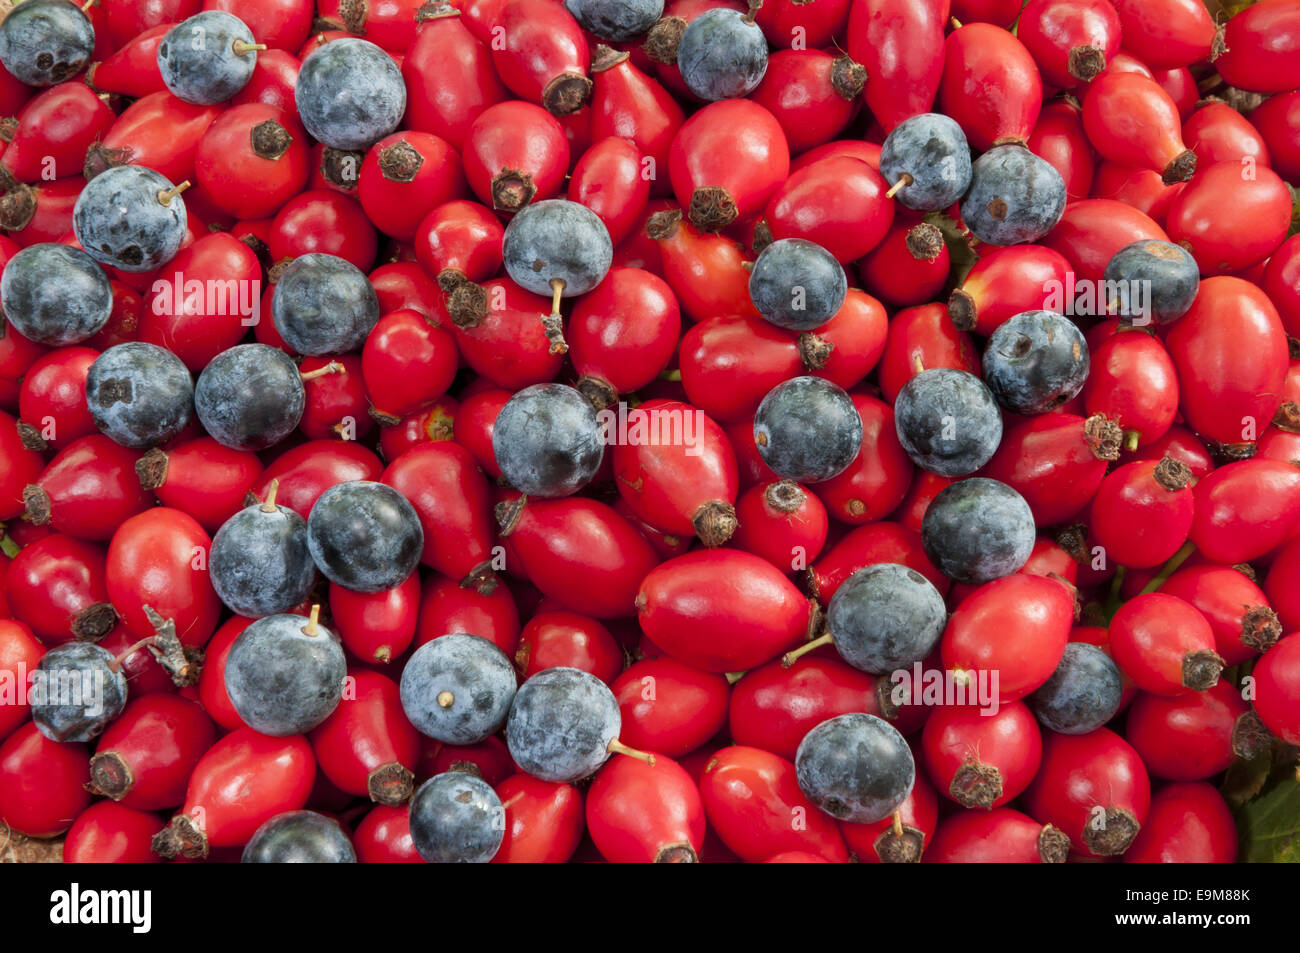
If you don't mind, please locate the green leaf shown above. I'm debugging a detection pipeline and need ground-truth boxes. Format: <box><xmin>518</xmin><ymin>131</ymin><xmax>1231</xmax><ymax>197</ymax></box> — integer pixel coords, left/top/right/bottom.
<box><xmin>0</xmin><ymin>532</ymin><xmax>18</xmax><ymax>559</ymax></box>
<box><xmin>1221</xmin><ymin>751</ymin><xmax>1271</xmax><ymax>808</ymax></box>
<box><xmin>1235</xmin><ymin>772</ymin><xmax>1300</xmax><ymax>862</ymax></box>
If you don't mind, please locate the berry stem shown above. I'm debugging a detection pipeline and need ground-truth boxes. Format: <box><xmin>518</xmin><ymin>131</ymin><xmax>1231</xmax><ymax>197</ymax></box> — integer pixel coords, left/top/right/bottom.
<box><xmin>302</xmin><ymin>604</ymin><xmax>321</xmax><ymax>637</ymax></box>
<box><xmin>260</xmin><ymin>478</ymin><xmax>279</xmax><ymax>513</ymax></box>
<box><xmin>781</xmin><ymin>632</ymin><xmax>833</xmax><ymax>668</ymax></box>
<box><xmin>110</xmin><ymin>637</ymin><xmax>156</xmax><ymax>672</ymax></box>
<box><xmin>1139</xmin><ymin>541</ymin><xmax>1196</xmax><ymax>595</ymax></box>
<box><xmin>885</xmin><ymin>174</ymin><xmax>912</xmax><ymax>199</ymax></box>
<box><xmin>156</xmin><ymin>180</ymin><xmax>191</xmax><ymax>206</ymax></box>
<box><xmin>232</xmin><ymin>40</ymin><xmax>267</xmax><ymax>55</ymax></box>
<box><xmin>607</xmin><ymin>738</ymin><xmax>655</xmax><ymax>765</ymax></box>
<box><xmin>299</xmin><ymin>360</ymin><xmax>344</xmax><ymax>382</ymax></box>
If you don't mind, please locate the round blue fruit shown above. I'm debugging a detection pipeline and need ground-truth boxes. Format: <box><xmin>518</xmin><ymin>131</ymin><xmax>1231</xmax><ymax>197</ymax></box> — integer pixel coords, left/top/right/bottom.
<box><xmin>157</xmin><ymin>11</ymin><xmax>259</xmax><ymax>105</ymax></box>
<box><xmin>306</xmin><ymin>480</ymin><xmax>423</xmax><ymax>593</ymax></box>
<box><xmin>492</xmin><ymin>383</ymin><xmax>605</xmax><ymax>498</ymax></box>
<box><xmin>894</xmin><ymin>368</ymin><xmax>1002</xmax><ymax>477</ymax></box>
<box><xmin>0</xmin><ymin>0</ymin><xmax>94</xmax><ymax>87</ymax></box>
<box><xmin>795</xmin><ymin>713</ymin><xmax>915</xmax><ymax>823</ymax></box>
<box><xmin>920</xmin><ymin>477</ymin><xmax>1036</xmax><ymax>584</ymax></box>
<box><xmin>271</xmin><ymin>253</ymin><xmax>380</xmax><ymax>356</ymax></box>
<box><xmin>982</xmin><ymin>310</ymin><xmax>1089</xmax><ymax>415</ymax></box>
<box><xmin>753</xmin><ymin>376</ymin><xmax>862</xmax><ymax>484</ymax></box>
<box><xmin>748</xmin><ymin>238</ymin><xmax>847</xmax><ymax>332</ymax></box>
<box><xmin>399</xmin><ymin>634</ymin><xmax>517</xmax><ymax>745</ymax></box>
<box><xmin>960</xmin><ymin>144</ymin><xmax>1066</xmax><ymax>246</ymax></box>
<box><xmin>74</xmin><ymin>165</ymin><xmax>187</xmax><ymax>273</ymax></box>
<box><xmin>879</xmin><ymin>113</ymin><xmax>973</xmax><ymax>212</ymax></box>
<box><xmin>85</xmin><ymin>342</ymin><xmax>194</xmax><ymax>449</ymax></box>
<box><xmin>409</xmin><ymin>772</ymin><xmax>505</xmax><ymax>863</ymax></box>
<box><xmin>194</xmin><ymin>343</ymin><xmax>305</xmax><ymax>451</ymax></box>
<box><xmin>501</xmin><ymin>199</ymin><xmax>613</xmax><ymax>299</ymax></box>
<box><xmin>30</xmin><ymin>642</ymin><xmax>128</xmax><ymax>744</ymax></box>
<box><xmin>0</xmin><ymin>243</ymin><xmax>112</xmax><ymax>346</ymax></box>
<box><xmin>295</xmin><ymin>37</ymin><xmax>406</xmax><ymax>150</ymax></box>
<box><xmin>224</xmin><ymin>612</ymin><xmax>347</xmax><ymax>735</ymax></box>
<box><xmin>506</xmin><ymin>667</ymin><xmax>621</xmax><ymax>783</ymax></box>
<box><xmin>676</xmin><ymin>8</ymin><xmax>768</xmax><ymax>101</ymax></box>
<box><xmin>210</xmin><ymin>499</ymin><xmax>316</xmax><ymax>618</ymax></box>
<box><xmin>241</xmin><ymin>811</ymin><xmax>357</xmax><ymax>863</ymax></box>
<box><xmin>827</xmin><ymin>563</ymin><xmax>948</xmax><ymax>674</ymax></box>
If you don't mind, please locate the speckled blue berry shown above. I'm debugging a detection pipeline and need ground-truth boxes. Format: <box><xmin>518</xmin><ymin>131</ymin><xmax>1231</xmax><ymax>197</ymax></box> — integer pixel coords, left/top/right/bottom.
<box><xmin>795</xmin><ymin>713</ymin><xmax>915</xmax><ymax>823</ymax></box>
<box><xmin>1103</xmin><ymin>239</ymin><xmax>1200</xmax><ymax>325</ymax></box>
<box><xmin>894</xmin><ymin>368</ymin><xmax>1002</xmax><ymax>477</ymax></box>
<box><xmin>921</xmin><ymin>478</ymin><xmax>1035</xmax><ymax>584</ymax></box>
<box><xmin>502</xmin><ymin>200</ymin><xmax>613</xmax><ymax>298</ymax></box>
<box><xmin>827</xmin><ymin>563</ymin><xmax>947</xmax><ymax>675</ymax></box>
<box><xmin>306</xmin><ymin>480</ymin><xmax>423</xmax><ymax>593</ymax></box>
<box><xmin>241</xmin><ymin>811</ymin><xmax>357</xmax><ymax>863</ymax></box>
<box><xmin>224</xmin><ymin>612</ymin><xmax>347</xmax><ymax>736</ymax></box>
<box><xmin>194</xmin><ymin>343</ymin><xmax>304</xmax><ymax>451</ymax></box>
<box><xmin>210</xmin><ymin>500</ymin><xmax>315</xmax><ymax>618</ymax></box>
<box><xmin>74</xmin><ymin>165</ymin><xmax>187</xmax><ymax>273</ymax></box>
<box><xmin>30</xmin><ymin>642</ymin><xmax>128</xmax><ymax>743</ymax></box>
<box><xmin>506</xmin><ymin>667</ymin><xmax>621</xmax><ymax>783</ymax></box>
<box><xmin>1030</xmin><ymin>642</ymin><xmax>1123</xmax><ymax>735</ymax></box>
<box><xmin>85</xmin><ymin>342</ymin><xmax>194</xmax><ymax>449</ymax></box>
<box><xmin>271</xmin><ymin>253</ymin><xmax>379</xmax><ymax>356</ymax></box>
<box><xmin>983</xmin><ymin>310</ymin><xmax>1089</xmax><ymax>415</ymax></box>
<box><xmin>399</xmin><ymin>634</ymin><xmax>517</xmax><ymax>745</ymax></box>
<box><xmin>749</xmin><ymin>238</ymin><xmax>847</xmax><ymax>332</ymax></box>
<box><xmin>157</xmin><ymin>11</ymin><xmax>258</xmax><ymax>105</ymax></box>
<box><xmin>409</xmin><ymin>772</ymin><xmax>505</xmax><ymax>863</ymax></box>
<box><xmin>676</xmin><ymin>8</ymin><xmax>767</xmax><ymax>101</ymax></box>
<box><xmin>295</xmin><ymin>37</ymin><xmax>405</xmax><ymax>150</ymax></box>
<box><xmin>754</xmin><ymin>376</ymin><xmax>862</xmax><ymax>483</ymax></box>
<box><xmin>879</xmin><ymin>113</ymin><xmax>973</xmax><ymax>212</ymax></box>
<box><xmin>960</xmin><ymin>144</ymin><xmax>1066</xmax><ymax>246</ymax></box>
<box><xmin>0</xmin><ymin>0</ymin><xmax>94</xmax><ymax>87</ymax></box>
<box><xmin>492</xmin><ymin>383</ymin><xmax>605</xmax><ymax>498</ymax></box>
<box><xmin>565</xmin><ymin>0</ymin><xmax>662</xmax><ymax>40</ymax></box>
<box><xmin>0</xmin><ymin>243</ymin><xmax>112</xmax><ymax>346</ymax></box>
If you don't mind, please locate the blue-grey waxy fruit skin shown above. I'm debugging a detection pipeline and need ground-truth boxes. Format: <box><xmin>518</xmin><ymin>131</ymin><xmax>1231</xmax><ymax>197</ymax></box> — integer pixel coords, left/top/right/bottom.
<box><xmin>30</xmin><ymin>642</ymin><xmax>128</xmax><ymax>743</ymax></box>
<box><xmin>1103</xmin><ymin>239</ymin><xmax>1200</xmax><ymax>325</ymax></box>
<box><xmin>241</xmin><ymin>811</ymin><xmax>357</xmax><ymax>863</ymax></box>
<box><xmin>827</xmin><ymin>563</ymin><xmax>948</xmax><ymax>675</ymax></box>
<box><xmin>879</xmin><ymin>113</ymin><xmax>973</xmax><ymax>212</ymax></box>
<box><xmin>409</xmin><ymin>772</ymin><xmax>505</xmax><ymax>864</ymax></box>
<box><xmin>960</xmin><ymin>144</ymin><xmax>1066</xmax><ymax>246</ymax></box>
<box><xmin>753</xmin><ymin>376</ymin><xmax>862</xmax><ymax>484</ymax></box>
<box><xmin>210</xmin><ymin>501</ymin><xmax>316</xmax><ymax>618</ymax></box>
<box><xmin>224</xmin><ymin>613</ymin><xmax>347</xmax><ymax>736</ymax></box>
<box><xmin>295</xmin><ymin>37</ymin><xmax>406</xmax><ymax>150</ymax></box>
<box><xmin>749</xmin><ymin>238</ymin><xmax>848</xmax><ymax>332</ymax></box>
<box><xmin>983</xmin><ymin>310</ymin><xmax>1089</xmax><ymax>416</ymax></box>
<box><xmin>0</xmin><ymin>0</ymin><xmax>94</xmax><ymax>87</ymax></box>
<box><xmin>921</xmin><ymin>478</ymin><xmax>1036</xmax><ymax>585</ymax></box>
<box><xmin>0</xmin><ymin>243</ymin><xmax>112</xmax><ymax>346</ymax></box>
<box><xmin>492</xmin><ymin>383</ymin><xmax>605</xmax><ymax>498</ymax></box>
<box><xmin>795</xmin><ymin>713</ymin><xmax>915</xmax><ymax>824</ymax></box>
<box><xmin>74</xmin><ymin>165</ymin><xmax>188</xmax><ymax>273</ymax></box>
<box><xmin>894</xmin><ymin>368</ymin><xmax>1003</xmax><ymax>478</ymax></box>
<box><xmin>565</xmin><ymin>0</ymin><xmax>662</xmax><ymax>41</ymax></box>
<box><xmin>506</xmin><ymin>667</ymin><xmax>621</xmax><ymax>783</ymax></box>
<box><xmin>85</xmin><ymin>342</ymin><xmax>194</xmax><ymax>449</ymax></box>
<box><xmin>271</xmin><ymin>253</ymin><xmax>380</xmax><ymax>356</ymax></box>
<box><xmin>306</xmin><ymin>480</ymin><xmax>423</xmax><ymax>594</ymax></box>
<box><xmin>194</xmin><ymin>344</ymin><xmax>305</xmax><ymax>451</ymax></box>
<box><xmin>400</xmin><ymin>634</ymin><xmax>517</xmax><ymax>745</ymax></box>
<box><xmin>157</xmin><ymin>11</ymin><xmax>257</xmax><ymax>105</ymax></box>
<box><xmin>502</xmin><ymin>200</ymin><xmax>613</xmax><ymax>298</ymax></box>
<box><xmin>676</xmin><ymin>8</ymin><xmax>768</xmax><ymax>101</ymax></box>
<box><xmin>1030</xmin><ymin>643</ymin><xmax>1123</xmax><ymax>735</ymax></box>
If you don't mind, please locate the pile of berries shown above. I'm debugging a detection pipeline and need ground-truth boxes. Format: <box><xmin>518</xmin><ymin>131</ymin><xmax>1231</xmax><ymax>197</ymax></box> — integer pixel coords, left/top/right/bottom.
<box><xmin>0</xmin><ymin>0</ymin><xmax>1298</xmax><ymax>864</ymax></box>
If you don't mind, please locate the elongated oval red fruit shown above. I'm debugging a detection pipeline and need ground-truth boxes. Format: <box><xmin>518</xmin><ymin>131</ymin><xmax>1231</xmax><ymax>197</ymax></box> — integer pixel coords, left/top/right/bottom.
<box><xmin>491</xmin><ymin>773</ymin><xmax>585</xmax><ymax>863</ymax></box>
<box><xmin>765</xmin><ymin>155</ymin><xmax>893</xmax><ymax>264</ymax></box>
<box><xmin>1214</xmin><ymin>0</ymin><xmax>1300</xmax><ymax>95</ymax></box>
<box><xmin>1165</xmin><ymin>276</ymin><xmax>1288</xmax><ymax>455</ymax></box>
<box><xmin>939</xmin><ymin>22</ymin><xmax>1043</xmax><ymax>151</ymax></box>
<box><xmin>590</xmin><ymin>45</ymin><xmax>684</xmax><ymax>198</ymax></box>
<box><xmin>503</xmin><ymin>497</ymin><xmax>660</xmax><ymax>619</ymax></box>
<box><xmin>925</xmin><ymin>807</ymin><xmax>1069</xmax><ymax>863</ymax></box>
<box><xmin>153</xmin><ymin>728</ymin><xmax>315</xmax><ymax>857</ymax></box>
<box><xmin>809</xmin><ymin>520</ymin><xmax>949</xmax><ymax>601</ymax></box>
<box><xmin>948</xmin><ymin>245</ymin><xmax>1072</xmax><ymax>337</ymax></box>
<box><xmin>1083</xmin><ymin>71</ymin><xmax>1196</xmax><ymax>184</ymax></box>
<box><xmin>650</xmin><ymin>210</ymin><xmax>757</xmax><ymax>324</ymax></box>
<box><xmin>1</xmin><ymin>82</ymin><xmax>115</xmax><ymax>186</ymax></box>
<box><xmin>491</xmin><ymin>0</ymin><xmax>591</xmax><ymax>115</ymax></box>
<box><xmin>310</xmin><ymin>670</ymin><xmax>422</xmax><ymax>805</ymax></box>
<box><xmin>636</xmin><ymin>549</ymin><xmax>813</xmax><ymax>672</ymax></box>
<box><xmin>586</xmin><ymin>754</ymin><xmax>706</xmax><ymax>863</ymax></box>
<box><xmin>88</xmin><ymin>694</ymin><xmax>216</xmax><ymax>811</ymax></box>
<box><xmin>847</xmin><ymin>0</ymin><xmax>948</xmax><ymax>134</ymax></box>
<box><xmin>1190</xmin><ymin>458</ymin><xmax>1300</xmax><ymax>565</ymax></box>
<box><xmin>981</xmin><ymin>414</ymin><xmax>1119</xmax><ymax>526</ymax></box>
<box><xmin>699</xmin><ymin>745</ymin><xmax>849</xmax><ymax>862</ymax></box>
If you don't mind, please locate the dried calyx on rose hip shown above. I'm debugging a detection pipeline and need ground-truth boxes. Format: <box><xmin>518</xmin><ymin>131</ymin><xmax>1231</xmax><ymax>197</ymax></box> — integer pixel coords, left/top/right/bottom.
<box><xmin>74</xmin><ymin>165</ymin><xmax>188</xmax><ymax>273</ymax></box>
<box><xmin>224</xmin><ymin>606</ymin><xmax>347</xmax><ymax>736</ymax></box>
<box><xmin>399</xmin><ymin>634</ymin><xmax>517</xmax><ymax>745</ymax></box>
<box><xmin>157</xmin><ymin>11</ymin><xmax>261</xmax><ymax>106</ymax></box>
<box><xmin>879</xmin><ymin>112</ymin><xmax>973</xmax><ymax>212</ymax></box>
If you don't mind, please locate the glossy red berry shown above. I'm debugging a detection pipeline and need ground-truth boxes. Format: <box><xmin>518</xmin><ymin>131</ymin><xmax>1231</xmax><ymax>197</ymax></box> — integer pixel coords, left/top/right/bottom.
<box><xmin>1161</xmin><ymin>565</ymin><xmax>1282</xmax><ymax>667</ymax></box>
<box><xmin>1110</xmin><ymin>593</ymin><xmax>1223</xmax><ymax>696</ymax></box>
<box><xmin>331</xmin><ymin>573</ymin><xmax>421</xmax><ymax>665</ymax></box>
<box><xmin>948</xmin><ymin>245</ymin><xmax>1072</xmax><ymax>337</ymax></box>
<box><xmin>18</xmin><ymin>346</ymin><xmax>98</xmax><ymax>451</ymax></box>
<box><xmin>88</xmin><ymin>694</ymin><xmax>217</xmax><ymax>811</ymax></box>
<box><xmin>926</xmin><ymin>807</ymin><xmax>1070</xmax><ymax>863</ymax></box>
<box><xmin>358</xmin><ymin>132</ymin><xmax>466</xmax><ymax>241</ymax></box>
<box><xmin>0</xmin><ymin>620</ymin><xmax>44</xmax><ymax>742</ymax></box>
<box><xmin>415</xmin><ymin>572</ymin><xmax>521</xmax><ymax>656</ymax></box>
<box><xmin>586</xmin><ymin>754</ymin><xmax>705</xmax><ymax>862</ymax></box>
<box><xmin>1214</xmin><ymin>0</ymin><xmax>1300</xmax><ymax>94</ymax></box>
<box><xmin>6</xmin><ymin>534</ymin><xmax>114</xmax><ymax>645</ymax></box>
<box><xmin>1253</xmin><ymin>632</ymin><xmax>1300</xmax><ymax>745</ymax></box>
<box><xmin>1166</xmin><ymin>162</ymin><xmax>1293</xmax><ymax>275</ymax></box>
<box><xmin>194</xmin><ymin>104</ymin><xmax>311</xmax><ymax>220</ymax></box>
<box><xmin>1089</xmin><ymin>457</ymin><xmax>1194</xmax><ymax>569</ymax></box>
<box><xmin>492</xmin><ymin>773</ymin><xmax>585</xmax><ymax>863</ymax></box>
<box><xmin>921</xmin><ymin>701</ymin><xmax>1042</xmax><ymax>810</ymax></box>
<box><xmin>310</xmin><ymin>670</ymin><xmax>422</xmax><ymax>805</ymax></box>
<box><xmin>1189</xmin><ymin>458</ymin><xmax>1300</xmax><ymax>565</ymax></box>
<box><xmin>612</xmin><ymin>657</ymin><xmax>729</xmax><ymax>758</ymax></box>
<box><xmin>847</xmin><ymin>0</ymin><xmax>947</xmax><ymax>134</ymax></box>
<box><xmin>1018</xmin><ymin>0</ymin><xmax>1122</xmax><ymax>88</ymax></box>
<box><xmin>515</xmin><ymin>609</ymin><xmax>622</xmax><ymax>684</ymax></box>
<box><xmin>463</xmin><ymin>101</ymin><xmax>570</xmax><ymax>214</ymax></box>
<box><xmin>64</xmin><ymin>801</ymin><xmax>165</xmax><ymax>863</ymax></box>
<box><xmin>1125</xmin><ymin>680</ymin><xmax>1251</xmax><ymax>781</ymax></box>
<box><xmin>0</xmin><ymin>721</ymin><xmax>91</xmax><ymax>838</ymax></box>
<box><xmin>23</xmin><ymin>435</ymin><xmax>150</xmax><ymax>541</ymax></box>
<box><xmin>1123</xmin><ymin>782</ymin><xmax>1237</xmax><ymax>864</ymax></box>
<box><xmin>764</xmin><ymin>155</ymin><xmax>893</xmax><ymax>264</ymax></box>
<box><xmin>940</xmin><ymin>22</ymin><xmax>1043</xmax><ymax>151</ymax></box>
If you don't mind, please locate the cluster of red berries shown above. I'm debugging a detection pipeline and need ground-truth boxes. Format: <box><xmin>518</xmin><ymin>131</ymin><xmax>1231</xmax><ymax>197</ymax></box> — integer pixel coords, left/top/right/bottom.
<box><xmin>1</xmin><ymin>0</ymin><xmax>1299</xmax><ymax>865</ymax></box>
